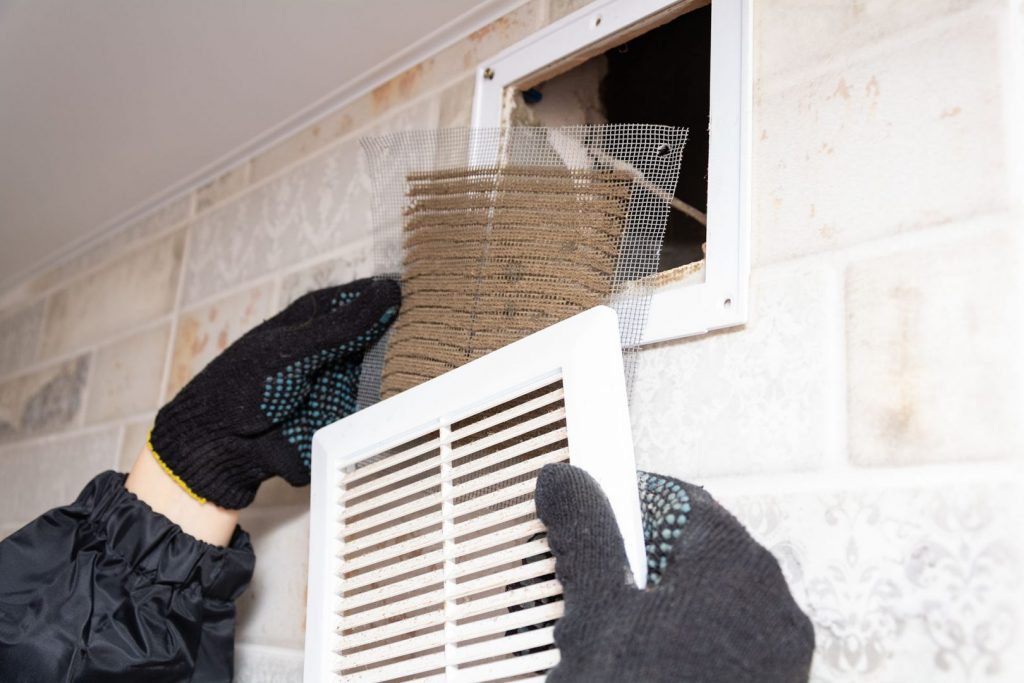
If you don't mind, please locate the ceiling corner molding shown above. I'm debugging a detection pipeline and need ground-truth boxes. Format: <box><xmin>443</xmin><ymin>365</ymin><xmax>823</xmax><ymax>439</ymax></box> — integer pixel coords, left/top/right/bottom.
<box><xmin>2</xmin><ymin>0</ymin><xmax>529</xmax><ymax>298</ymax></box>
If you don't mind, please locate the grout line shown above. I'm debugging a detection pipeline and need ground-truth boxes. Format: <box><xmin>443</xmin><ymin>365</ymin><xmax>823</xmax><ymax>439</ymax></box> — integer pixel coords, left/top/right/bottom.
<box><xmin>0</xmin><ymin>315</ymin><xmax>175</xmax><ymax>386</ymax></box>
<box><xmin>0</xmin><ymin>222</ymin><xmax>191</xmax><ymax>331</ymax></box>
<box><xmin>752</xmin><ymin>208</ymin><xmax>1017</xmax><ymax>274</ymax></box>
<box><xmin>181</xmin><ymin>237</ymin><xmax>374</xmax><ymax>314</ymax></box>
<box><xmin>698</xmin><ymin>459</ymin><xmax>1024</xmax><ymax>498</ymax></box>
<box><xmin>159</xmin><ymin>223</ymin><xmax>194</xmax><ymax>404</ymax></box>
<box><xmin>757</xmin><ymin>3</ymin><xmax>999</xmax><ymax>95</ymax></box>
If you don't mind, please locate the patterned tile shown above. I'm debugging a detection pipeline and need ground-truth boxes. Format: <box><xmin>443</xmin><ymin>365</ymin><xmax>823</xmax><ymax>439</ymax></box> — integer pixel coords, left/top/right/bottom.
<box><xmin>182</xmin><ymin>139</ymin><xmax>372</xmax><ymax>306</ymax></box>
<box><xmin>754</xmin><ymin>9</ymin><xmax>1011</xmax><ymax>265</ymax></box>
<box><xmin>167</xmin><ymin>282</ymin><xmax>274</xmax><ymax>398</ymax></box>
<box><xmin>276</xmin><ymin>241</ymin><xmax>373</xmax><ymax>310</ymax></box>
<box><xmin>84</xmin><ymin>324</ymin><xmax>169</xmax><ymax>424</ymax></box>
<box><xmin>717</xmin><ymin>476</ymin><xmax>1024</xmax><ymax>683</ymax></box>
<box><xmin>631</xmin><ymin>263</ymin><xmax>837</xmax><ymax>479</ymax></box>
<box><xmin>234</xmin><ymin>645</ymin><xmax>303</xmax><ymax>683</ymax></box>
<box><xmin>0</xmin><ymin>356</ymin><xmax>90</xmax><ymax>443</ymax></box>
<box><xmin>250</xmin><ymin>111</ymin><xmax>360</xmax><ymax>185</ymax></box>
<box><xmin>846</xmin><ymin>224</ymin><xmax>1023</xmax><ymax>465</ymax></box>
<box><xmin>235</xmin><ymin>507</ymin><xmax>311</xmax><ymax>649</ymax></box>
<box><xmin>41</xmin><ymin>231</ymin><xmax>185</xmax><ymax>358</ymax></box>
<box><xmin>0</xmin><ymin>301</ymin><xmax>44</xmax><ymax>378</ymax></box>
<box><xmin>195</xmin><ymin>163</ymin><xmax>251</xmax><ymax>214</ymax></box>
<box><xmin>0</xmin><ymin>428</ymin><xmax>119</xmax><ymax>526</ymax></box>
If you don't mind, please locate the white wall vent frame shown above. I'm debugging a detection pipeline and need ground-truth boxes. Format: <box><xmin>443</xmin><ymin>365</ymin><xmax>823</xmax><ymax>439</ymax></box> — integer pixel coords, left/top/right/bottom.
<box><xmin>471</xmin><ymin>0</ymin><xmax>752</xmax><ymax>345</ymax></box>
<box><xmin>305</xmin><ymin>306</ymin><xmax>646</xmax><ymax>682</ymax></box>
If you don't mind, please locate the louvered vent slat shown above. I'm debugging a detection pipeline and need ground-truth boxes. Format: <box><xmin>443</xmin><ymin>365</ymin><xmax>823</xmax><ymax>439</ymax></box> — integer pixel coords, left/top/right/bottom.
<box><xmin>306</xmin><ymin>307</ymin><xmax>645</xmax><ymax>682</ymax></box>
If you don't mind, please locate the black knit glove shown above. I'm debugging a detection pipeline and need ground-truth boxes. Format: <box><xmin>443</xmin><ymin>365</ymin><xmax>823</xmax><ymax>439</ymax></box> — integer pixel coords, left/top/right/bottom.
<box><xmin>535</xmin><ymin>463</ymin><xmax>815</xmax><ymax>683</ymax></box>
<box><xmin>150</xmin><ymin>278</ymin><xmax>400</xmax><ymax>509</ymax></box>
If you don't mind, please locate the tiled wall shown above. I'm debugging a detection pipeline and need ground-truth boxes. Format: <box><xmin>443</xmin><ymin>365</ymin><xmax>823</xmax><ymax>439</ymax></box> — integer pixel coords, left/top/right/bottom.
<box><xmin>0</xmin><ymin>1</ymin><xmax>1020</xmax><ymax>681</ymax></box>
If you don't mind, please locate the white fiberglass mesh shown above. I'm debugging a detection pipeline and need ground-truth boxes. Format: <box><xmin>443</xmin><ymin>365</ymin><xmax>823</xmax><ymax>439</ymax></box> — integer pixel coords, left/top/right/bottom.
<box><xmin>356</xmin><ymin>125</ymin><xmax>687</xmax><ymax>408</ymax></box>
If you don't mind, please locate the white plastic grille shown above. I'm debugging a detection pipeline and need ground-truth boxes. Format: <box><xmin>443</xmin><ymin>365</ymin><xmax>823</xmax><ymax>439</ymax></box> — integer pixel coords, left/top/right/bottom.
<box><xmin>336</xmin><ymin>381</ymin><xmax>567</xmax><ymax>682</ymax></box>
<box><xmin>306</xmin><ymin>306</ymin><xmax>645</xmax><ymax>683</ymax></box>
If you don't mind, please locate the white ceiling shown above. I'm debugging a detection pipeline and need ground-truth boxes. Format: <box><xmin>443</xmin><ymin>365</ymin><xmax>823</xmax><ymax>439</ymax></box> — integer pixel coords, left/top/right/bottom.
<box><xmin>0</xmin><ymin>0</ymin><xmax>512</xmax><ymax>290</ymax></box>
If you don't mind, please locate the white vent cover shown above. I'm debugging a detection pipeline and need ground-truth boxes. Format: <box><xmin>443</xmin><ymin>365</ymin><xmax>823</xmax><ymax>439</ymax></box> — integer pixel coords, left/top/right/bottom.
<box><xmin>304</xmin><ymin>306</ymin><xmax>646</xmax><ymax>682</ymax></box>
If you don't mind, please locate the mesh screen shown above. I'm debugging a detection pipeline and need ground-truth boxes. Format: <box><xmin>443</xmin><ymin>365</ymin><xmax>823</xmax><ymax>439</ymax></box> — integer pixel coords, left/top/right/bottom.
<box><xmin>358</xmin><ymin>125</ymin><xmax>687</xmax><ymax>406</ymax></box>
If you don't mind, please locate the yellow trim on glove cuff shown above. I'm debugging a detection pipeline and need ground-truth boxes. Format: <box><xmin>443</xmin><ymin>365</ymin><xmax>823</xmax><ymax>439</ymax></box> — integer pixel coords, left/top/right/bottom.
<box><xmin>147</xmin><ymin>431</ymin><xmax>208</xmax><ymax>505</ymax></box>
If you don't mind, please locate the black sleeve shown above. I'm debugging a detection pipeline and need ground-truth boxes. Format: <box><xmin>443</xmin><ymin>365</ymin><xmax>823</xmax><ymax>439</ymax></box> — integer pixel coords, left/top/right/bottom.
<box><xmin>0</xmin><ymin>471</ymin><xmax>255</xmax><ymax>683</ymax></box>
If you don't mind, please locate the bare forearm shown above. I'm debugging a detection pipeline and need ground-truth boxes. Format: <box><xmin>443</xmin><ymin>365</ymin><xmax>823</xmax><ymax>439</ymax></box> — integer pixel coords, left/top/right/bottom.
<box><xmin>125</xmin><ymin>446</ymin><xmax>239</xmax><ymax>547</ymax></box>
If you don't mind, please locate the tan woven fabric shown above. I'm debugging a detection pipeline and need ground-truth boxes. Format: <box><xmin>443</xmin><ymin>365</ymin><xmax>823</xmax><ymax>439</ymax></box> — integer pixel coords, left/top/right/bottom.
<box><xmin>380</xmin><ymin>165</ymin><xmax>633</xmax><ymax>398</ymax></box>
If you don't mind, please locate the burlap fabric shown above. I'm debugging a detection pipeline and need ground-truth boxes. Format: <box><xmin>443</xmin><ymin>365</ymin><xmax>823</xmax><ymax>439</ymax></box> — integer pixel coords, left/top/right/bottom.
<box><xmin>381</xmin><ymin>165</ymin><xmax>632</xmax><ymax>399</ymax></box>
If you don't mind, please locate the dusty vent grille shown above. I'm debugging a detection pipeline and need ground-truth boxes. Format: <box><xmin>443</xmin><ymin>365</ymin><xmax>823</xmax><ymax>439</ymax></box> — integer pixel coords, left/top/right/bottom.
<box><xmin>334</xmin><ymin>381</ymin><xmax>568</xmax><ymax>682</ymax></box>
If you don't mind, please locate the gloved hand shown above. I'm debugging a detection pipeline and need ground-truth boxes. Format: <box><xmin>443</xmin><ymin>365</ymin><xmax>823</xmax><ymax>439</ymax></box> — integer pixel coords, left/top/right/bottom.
<box><xmin>150</xmin><ymin>277</ymin><xmax>400</xmax><ymax>509</ymax></box>
<box><xmin>534</xmin><ymin>463</ymin><xmax>815</xmax><ymax>683</ymax></box>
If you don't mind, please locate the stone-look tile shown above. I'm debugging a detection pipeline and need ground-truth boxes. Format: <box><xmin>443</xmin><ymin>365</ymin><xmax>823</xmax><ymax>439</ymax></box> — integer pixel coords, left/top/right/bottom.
<box><xmin>846</xmin><ymin>226</ymin><xmax>1023</xmax><ymax>465</ymax></box>
<box><xmin>183</xmin><ymin>139</ymin><xmax>371</xmax><ymax>306</ymax></box>
<box><xmin>195</xmin><ymin>163</ymin><xmax>251</xmax><ymax>214</ymax></box>
<box><xmin>119</xmin><ymin>418</ymin><xmax>154</xmax><ymax>472</ymax></box>
<box><xmin>41</xmin><ymin>231</ymin><xmax>185</xmax><ymax>358</ymax></box>
<box><xmin>0</xmin><ymin>428</ymin><xmax>119</xmax><ymax>525</ymax></box>
<box><xmin>26</xmin><ymin>195</ymin><xmax>191</xmax><ymax>299</ymax></box>
<box><xmin>0</xmin><ymin>301</ymin><xmax>44</xmax><ymax>377</ymax></box>
<box><xmin>167</xmin><ymin>282</ymin><xmax>274</xmax><ymax>398</ymax></box>
<box><xmin>276</xmin><ymin>241</ymin><xmax>373</xmax><ymax>310</ymax></box>
<box><xmin>234</xmin><ymin>645</ymin><xmax>303</xmax><ymax>683</ymax></box>
<box><xmin>365</xmin><ymin>1</ymin><xmax>543</xmax><ymax>116</ymax></box>
<box><xmin>85</xmin><ymin>325</ymin><xmax>170</xmax><ymax>424</ymax></box>
<box><xmin>548</xmin><ymin>0</ymin><xmax>598</xmax><ymax>22</ymax></box>
<box><xmin>438</xmin><ymin>75</ymin><xmax>476</xmax><ymax>128</ymax></box>
<box><xmin>250</xmin><ymin>111</ymin><xmax>360</xmax><ymax>185</ymax></box>
<box><xmin>756</xmin><ymin>0</ymin><xmax>993</xmax><ymax>79</ymax></box>
<box><xmin>630</xmin><ymin>263</ymin><xmax>836</xmax><ymax>478</ymax></box>
<box><xmin>754</xmin><ymin>10</ymin><xmax>1010</xmax><ymax>265</ymax></box>
<box><xmin>0</xmin><ymin>356</ymin><xmax>90</xmax><ymax>442</ymax></box>
<box><xmin>716</xmin><ymin>477</ymin><xmax>1023</xmax><ymax>683</ymax></box>
<box><xmin>236</xmin><ymin>508</ymin><xmax>310</xmax><ymax>649</ymax></box>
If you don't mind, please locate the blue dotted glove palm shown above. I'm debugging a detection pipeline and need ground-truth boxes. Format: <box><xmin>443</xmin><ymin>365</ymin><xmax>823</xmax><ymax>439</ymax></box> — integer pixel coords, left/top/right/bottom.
<box><xmin>150</xmin><ymin>278</ymin><xmax>400</xmax><ymax>509</ymax></box>
<box><xmin>535</xmin><ymin>463</ymin><xmax>814</xmax><ymax>683</ymax></box>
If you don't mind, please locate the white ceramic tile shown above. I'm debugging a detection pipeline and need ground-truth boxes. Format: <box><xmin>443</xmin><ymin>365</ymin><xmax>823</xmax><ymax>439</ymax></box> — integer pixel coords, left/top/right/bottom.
<box><xmin>754</xmin><ymin>9</ymin><xmax>1011</xmax><ymax>264</ymax></box>
<box><xmin>0</xmin><ymin>356</ymin><xmax>90</xmax><ymax>442</ymax></box>
<box><xmin>756</xmin><ymin>0</ymin><xmax>993</xmax><ymax>79</ymax></box>
<box><xmin>631</xmin><ymin>263</ymin><xmax>837</xmax><ymax>478</ymax></box>
<box><xmin>85</xmin><ymin>324</ymin><xmax>169</xmax><ymax>424</ymax></box>
<box><xmin>716</xmin><ymin>476</ymin><xmax>1024</xmax><ymax>683</ymax></box>
<box><xmin>0</xmin><ymin>301</ymin><xmax>44</xmax><ymax>378</ymax></box>
<box><xmin>235</xmin><ymin>507</ymin><xmax>310</xmax><ymax>649</ymax></box>
<box><xmin>846</xmin><ymin>224</ymin><xmax>1023</xmax><ymax>465</ymax></box>
<box><xmin>0</xmin><ymin>428</ymin><xmax>119</xmax><ymax>525</ymax></box>
<box><xmin>183</xmin><ymin>139</ymin><xmax>372</xmax><ymax>306</ymax></box>
<box><xmin>234</xmin><ymin>644</ymin><xmax>303</xmax><ymax>683</ymax></box>
<box><xmin>41</xmin><ymin>231</ymin><xmax>184</xmax><ymax>358</ymax></box>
